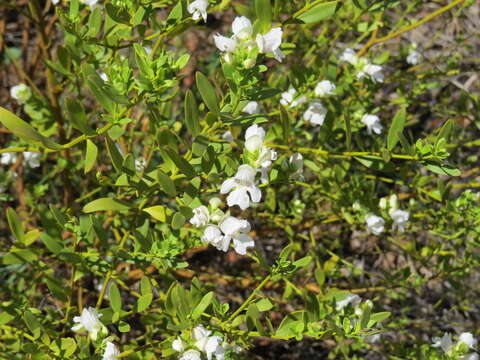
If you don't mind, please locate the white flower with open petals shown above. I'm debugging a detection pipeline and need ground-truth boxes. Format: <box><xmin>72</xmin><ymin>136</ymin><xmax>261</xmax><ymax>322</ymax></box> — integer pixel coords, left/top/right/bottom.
<box><xmin>10</xmin><ymin>83</ymin><xmax>32</xmax><ymax>103</ymax></box>
<box><xmin>314</xmin><ymin>80</ymin><xmax>336</xmax><ymax>97</ymax></box>
<box><xmin>245</xmin><ymin>124</ymin><xmax>265</xmax><ymax>153</ymax></box>
<box><xmin>390</xmin><ymin>209</ymin><xmax>409</xmax><ymax>232</ymax></box>
<box><xmin>256</xmin><ymin>28</ymin><xmax>284</xmax><ymax>62</ymax></box>
<box><xmin>340</xmin><ymin>48</ymin><xmax>358</xmax><ymax>65</ymax></box>
<box><xmin>190</xmin><ymin>206</ymin><xmax>210</xmax><ymax>228</ymax></box>
<box><xmin>336</xmin><ymin>293</ymin><xmax>361</xmax><ymax>310</ymax></box>
<box><xmin>361</xmin><ymin>114</ymin><xmax>383</xmax><ymax>135</ymax></box>
<box><xmin>205</xmin><ymin>335</ymin><xmax>225</xmax><ymax>360</ymax></box>
<box><xmin>213</xmin><ymin>34</ymin><xmax>237</xmax><ymax>53</ymax></box>
<box><xmin>188</xmin><ymin>0</ymin><xmax>209</xmax><ymax>22</ymax></box>
<box><xmin>232</xmin><ymin>16</ymin><xmax>253</xmax><ymax>40</ymax></box>
<box><xmin>365</xmin><ymin>214</ymin><xmax>385</xmax><ymax>235</ymax></box>
<box><xmin>0</xmin><ymin>152</ymin><xmax>18</xmax><ymax>166</ymax></box>
<box><xmin>458</xmin><ymin>333</ymin><xmax>477</xmax><ymax>349</ymax></box>
<box><xmin>280</xmin><ymin>88</ymin><xmax>306</xmax><ymax>108</ymax></box>
<box><xmin>221</xmin><ymin>165</ymin><xmax>261</xmax><ymax>210</ymax></box>
<box><xmin>172</xmin><ymin>338</ymin><xmax>185</xmax><ymax>352</ymax></box>
<box><xmin>71</xmin><ymin>307</ymin><xmax>105</xmax><ymax>340</ymax></box>
<box><xmin>193</xmin><ymin>325</ymin><xmax>212</xmax><ymax>351</ymax></box>
<box><xmin>180</xmin><ymin>349</ymin><xmax>202</xmax><ymax>360</ymax></box>
<box><xmin>24</xmin><ymin>152</ymin><xmax>41</xmax><ymax>168</ymax></box>
<box><xmin>433</xmin><ymin>333</ymin><xmax>453</xmax><ymax>354</ymax></box>
<box><xmin>407</xmin><ymin>49</ymin><xmax>421</xmax><ymax>65</ymax></box>
<box><xmin>304</xmin><ymin>102</ymin><xmax>327</xmax><ymax>126</ymax></box>
<box><xmin>201</xmin><ymin>225</ymin><xmax>224</xmax><ymax>248</ymax></box>
<box><xmin>363</xmin><ymin>64</ymin><xmax>384</xmax><ymax>83</ymax></box>
<box><xmin>219</xmin><ymin>216</ymin><xmax>254</xmax><ymax>255</ymax></box>
<box><xmin>242</xmin><ymin>101</ymin><xmax>261</xmax><ymax>115</ymax></box>
<box><xmin>102</xmin><ymin>342</ymin><xmax>120</xmax><ymax>360</ymax></box>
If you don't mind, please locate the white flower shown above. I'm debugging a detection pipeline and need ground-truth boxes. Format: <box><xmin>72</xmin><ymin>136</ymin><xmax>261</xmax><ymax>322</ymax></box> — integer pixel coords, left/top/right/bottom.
<box><xmin>232</xmin><ymin>16</ymin><xmax>253</xmax><ymax>40</ymax></box>
<box><xmin>407</xmin><ymin>49</ymin><xmax>421</xmax><ymax>65</ymax></box>
<box><xmin>242</xmin><ymin>101</ymin><xmax>261</xmax><ymax>115</ymax></box>
<box><xmin>193</xmin><ymin>325</ymin><xmax>212</xmax><ymax>351</ymax></box>
<box><xmin>363</xmin><ymin>64</ymin><xmax>384</xmax><ymax>83</ymax></box>
<box><xmin>361</xmin><ymin>114</ymin><xmax>383</xmax><ymax>135</ymax></box>
<box><xmin>256</xmin><ymin>28</ymin><xmax>284</xmax><ymax>62</ymax></box>
<box><xmin>99</xmin><ymin>72</ymin><xmax>109</xmax><ymax>82</ymax></box>
<box><xmin>458</xmin><ymin>333</ymin><xmax>477</xmax><ymax>349</ymax></box>
<box><xmin>213</xmin><ymin>34</ymin><xmax>237</xmax><ymax>53</ymax></box>
<box><xmin>390</xmin><ymin>209</ymin><xmax>409</xmax><ymax>232</ymax></box>
<box><xmin>433</xmin><ymin>333</ymin><xmax>453</xmax><ymax>354</ymax></box>
<box><xmin>280</xmin><ymin>88</ymin><xmax>307</xmax><ymax>108</ymax></box>
<box><xmin>0</xmin><ymin>152</ymin><xmax>18</xmax><ymax>165</ymax></box>
<box><xmin>222</xmin><ymin>131</ymin><xmax>234</xmax><ymax>142</ymax></box>
<box><xmin>180</xmin><ymin>349</ymin><xmax>202</xmax><ymax>360</ymax></box>
<box><xmin>187</xmin><ymin>0</ymin><xmax>209</xmax><ymax>22</ymax></box>
<box><xmin>10</xmin><ymin>84</ymin><xmax>32</xmax><ymax>103</ymax></box>
<box><xmin>80</xmin><ymin>0</ymin><xmax>98</xmax><ymax>6</ymax></box>
<box><xmin>245</xmin><ymin>124</ymin><xmax>266</xmax><ymax>153</ymax></box>
<box><xmin>289</xmin><ymin>153</ymin><xmax>303</xmax><ymax>174</ymax></box>
<box><xmin>190</xmin><ymin>206</ymin><xmax>210</xmax><ymax>228</ymax></box>
<box><xmin>204</xmin><ymin>336</ymin><xmax>225</xmax><ymax>360</ymax></box>
<box><xmin>340</xmin><ymin>48</ymin><xmax>358</xmax><ymax>65</ymax></box>
<box><xmin>102</xmin><ymin>342</ymin><xmax>120</xmax><ymax>360</ymax></box>
<box><xmin>52</xmin><ymin>0</ymin><xmax>60</xmax><ymax>4</ymax></box>
<box><xmin>24</xmin><ymin>152</ymin><xmax>40</xmax><ymax>168</ymax></box>
<box><xmin>463</xmin><ymin>354</ymin><xmax>480</xmax><ymax>360</ymax></box>
<box><xmin>314</xmin><ymin>80</ymin><xmax>336</xmax><ymax>97</ymax></box>
<box><xmin>220</xmin><ymin>165</ymin><xmax>261</xmax><ymax>210</ymax></box>
<box><xmin>336</xmin><ymin>293</ymin><xmax>362</xmax><ymax>310</ymax></box>
<box><xmin>172</xmin><ymin>338</ymin><xmax>185</xmax><ymax>352</ymax></box>
<box><xmin>71</xmin><ymin>307</ymin><xmax>105</xmax><ymax>340</ymax></box>
<box><xmin>257</xmin><ymin>146</ymin><xmax>277</xmax><ymax>169</ymax></box>
<box><xmin>201</xmin><ymin>225</ymin><xmax>224</xmax><ymax>248</ymax></box>
<box><xmin>135</xmin><ymin>159</ymin><xmax>146</xmax><ymax>172</ymax></box>
<box><xmin>304</xmin><ymin>102</ymin><xmax>327</xmax><ymax>126</ymax></box>
<box><xmin>219</xmin><ymin>216</ymin><xmax>254</xmax><ymax>255</ymax></box>
<box><xmin>365</xmin><ymin>214</ymin><xmax>385</xmax><ymax>235</ymax></box>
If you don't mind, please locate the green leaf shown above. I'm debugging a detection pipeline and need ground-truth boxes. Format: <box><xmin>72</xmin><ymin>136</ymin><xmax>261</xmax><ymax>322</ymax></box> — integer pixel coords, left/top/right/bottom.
<box><xmin>66</xmin><ymin>98</ymin><xmax>93</xmax><ymax>135</ymax></box>
<box><xmin>6</xmin><ymin>207</ymin><xmax>25</xmax><ymax>243</ymax></box>
<box><xmin>41</xmin><ymin>233</ymin><xmax>64</xmax><ymax>254</ymax></box>
<box><xmin>161</xmin><ymin>148</ymin><xmax>196</xmax><ymax>179</ymax></box>
<box><xmin>83</xmin><ymin>198</ymin><xmax>132</xmax><ymax>213</ymax></box>
<box><xmin>195</xmin><ymin>72</ymin><xmax>219</xmax><ymax>115</ymax></box>
<box><xmin>367</xmin><ymin>312</ymin><xmax>391</xmax><ymax>327</ymax></box>
<box><xmin>184</xmin><ymin>90</ymin><xmax>201</xmax><ymax>136</ymax></box>
<box><xmin>157</xmin><ymin>169</ymin><xmax>177</xmax><ymax>196</ymax></box>
<box><xmin>23</xmin><ymin>311</ymin><xmax>41</xmax><ymax>339</ymax></box>
<box><xmin>296</xmin><ymin>1</ymin><xmax>340</xmax><ymax>24</ymax></box>
<box><xmin>109</xmin><ymin>281</ymin><xmax>122</xmax><ymax>313</ymax></box>
<box><xmin>105</xmin><ymin>136</ymin><xmax>124</xmax><ymax>172</ymax></box>
<box><xmin>87</xmin><ymin>7</ymin><xmax>102</xmax><ymax>37</ymax></box>
<box><xmin>279</xmin><ymin>106</ymin><xmax>291</xmax><ymax>143</ymax></box>
<box><xmin>256</xmin><ymin>0</ymin><xmax>272</xmax><ymax>33</ymax></box>
<box><xmin>136</xmin><ymin>294</ymin><xmax>153</xmax><ymax>312</ymax></box>
<box><xmin>171</xmin><ymin>212</ymin><xmax>186</xmax><ymax>230</ymax></box>
<box><xmin>256</xmin><ymin>298</ymin><xmax>274</xmax><ymax>312</ymax></box>
<box><xmin>84</xmin><ymin>139</ymin><xmax>98</xmax><ymax>174</ymax></box>
<box><xmin>436</xmin><ymin>119</ymin><xmax>454</xmax><ymax>143</ymax></box>
<box><xmin>143</xmin><ymin>205</ymin><xmax>168</xmax><ymax>222</ymax></box>
<box><xmin>140</xmin><ymin>277</ymin><xmax>152</xmax><ymax>295</ymax></box>
<box><xmin>387</xmin><ymin>107</ymin><xmax>406</xmax><ymax>150</ymax></box>
<box><xmin>0</xmin><ymin>106</ymin><xmax>63</xmax><ymax>150</ymax></box>
<box><xmin>3</xmin><ymin>249</ymin><xmax>38</xmax><ymax>264</ymax></box>
<box><xmin>344</xmin><ymin>113</ymin><xmax>352</xmax><ymax>151</ymax></box>
<box><xmin>424</xmin><ymin>162</ymin><xmax>461</xmax><ymax>176</ymax></box>
<box><xmin>192</xmin><ymin>291</ymin><xmax>214</xmax><ymax>320</ymax></box>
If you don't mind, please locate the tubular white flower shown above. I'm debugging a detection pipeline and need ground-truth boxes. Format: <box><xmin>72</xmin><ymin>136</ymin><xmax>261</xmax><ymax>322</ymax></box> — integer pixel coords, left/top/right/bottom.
<box><xmin>280</xmin><ymin>88</ymin><xmax>306</xmax><ymax>108</ymax></box>
<box><xmin>407</xmin><ymin>49</ymin><xmax>421</xmax><ymax>65</ymax></box>
<box><xmin>340</xmin><ymin>48</ymin><xmax>358</xmax><ymax>65</ymax></box>
<box><xmin>172</xmin><ymin>338</ymin><xmax>185</xmax><ymax>352</ymax></box>
<box><xmin>363</xmin><ymin>64</ymin><xmax>384</xmax><ymax>83</ymax></box>
<box><xmin>314</xmin><ymin>80</ymin><xmax>336</xmax><ymax>97</ymax></box>
<box><xmin>201</xmin><ymin>225</ymin><xmax>224</xmax><ymax>248</ymax></box>
<box><xmin>245</xmin><ymin>124</ymin><xmax>266</xmax><ymax>153</ymax></box>
<box><xmin>365</xmin><ymin>214</ymin><xmax>385</xmax><ymax>235</ymax></box>
<box><xmin>71</xmin><ymin>307</ymin><xmax>105</xmax><ymax>340</ymax></box>
<box><xmin>458</xmin><ymin>333</ymin><xmax>477</xmax><ymax>349</ymax></box>
<box><xmin>193</xmin><ymin>325</ymin><xmax>211</xmax><ymax>351</ymax></box>
<box><xmin>219</xmin><ymin>216</ymin><xmax>254</xmax><ymax>255</ymax></box>
<box><xmin>303</xmin><ymin>102</ymin><xmax>327</xmax><ymax>126</ymax></box>
<box><xmin>24</xmin><ymin>152</ymin><xmax>41</xmax><ymax>168</ymax></box>
<box><xmin>390</xmin><ymin>209</ymin><xmax>409</xmax><ymax>232</ymax></box>
<box><xmin>0</xmin><ymin>152</ymin><xmax>18</xmax><ymax>166</ymax></box>
<box><xmin>336</xmin><ymin>293</ymin><xmax>362</xmax><ymax>310</ymax></box>
<box><xmin>52</xmin><ymin>0</ymin><xmax>60</xmax><ymax>4</ymax></box>
<box><xmin>220</xmin><ymin>165</ymin><xmax>261</xmax><ymax>210</ymax></box>
<box><xmin>256</xmin><ymin>28</ymin><xmax>284</xmax><ymax>62</ymax></box>
<box><xmin>213</xmin><ymin>34</ymin><xmax>237</xmax><ymax>53</ymax></box>
<box><xmin>232</xmin><ymin>16</ymin><xmax>253</xmax><ymax>40</ymax></box>
<box><xmin>190</xmin><ymin>206</ymin><xmax>210</xmax><ymax>228</ymax></box>
<box><xmin>10</xmin><ymin>83</ymin><xmax>32</xmax><ymax>103</ymax></box>
<box><xmin>180</xmin><ymin>349</ymin><xmax>202</xmax><ymax>360</ymax></box>
<box><xmin>242</xmin><ymin>101</ymin><xmax>261</xmax><ymax>115</ymax></box>
<box><xmin>187</xmin><ymin>0</ymin><xmax>209</xmax><ymax>22</ymax></box>
<box><xmin>102</xmin><ymin>342</ymin><xmax>120</xmax><ymax>360</ymax></box>
<box><xmin>361</xmin><ymin>114</ymin><xmax>383</xmax><ymax>135</ymax></box>
<box><xmin>432</xmin><ymin>333</ymin><xmax>453</xmax><ymax>354</ymax></box>
<box><xmin>204</xmin><ymin>336</ymin><xmax>225</xmax><ymax>360</ymax></box>
<box><xmin>80</xmin><ymin>0</ymin><xmax>98</xmax><ymax>6</ymax></box>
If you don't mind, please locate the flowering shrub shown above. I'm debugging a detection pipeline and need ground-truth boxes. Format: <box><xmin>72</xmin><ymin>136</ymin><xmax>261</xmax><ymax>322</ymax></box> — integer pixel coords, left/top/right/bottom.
<box><xmin>1</xmin><ymin>0</ymin><xmax>479</xmax><ymax>359</ymax></box>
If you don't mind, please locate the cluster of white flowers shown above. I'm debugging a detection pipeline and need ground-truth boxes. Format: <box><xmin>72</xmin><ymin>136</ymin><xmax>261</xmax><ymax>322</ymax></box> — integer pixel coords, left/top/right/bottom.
<box><xmin>71</xmin><ymin>307</ymin><xmax>119</xmax><ymax>359</ymax></box>
<box><xmin>432</xmin><ymin>332</ymin><xmax>478</xmax><ymax>359</ymax></box>
<box><xmin>0</xmin><ymin>151</ymin><xmax>40</xmax><ymax>169</ymax></box>
<box><xmin>10</xmin><ymin>83</ymin><xmax>32</xmax><ymax>104</ymax></box>
<box><xmin>365</xmin><ymin>195</ymin><xmax>410</xmax><ymax>235</ymax></box>
<box><xmin>214</xmin><ymin>16</ymin><xmax>284</xmax><ymax>65</ymax></box>
<box><xmin>340</xmin><ymin>48</ymin><xmax>384</xmax><ymax>83</ymax></box>
<box><xmin>173</xmin><ymin>325</ymin><xmax>239</xmax><ymax>360</ymax></box>
<box><xmin>188</xmin><ymin>0</ymin><xmax>209</xmax><ymax>22</ymax></box>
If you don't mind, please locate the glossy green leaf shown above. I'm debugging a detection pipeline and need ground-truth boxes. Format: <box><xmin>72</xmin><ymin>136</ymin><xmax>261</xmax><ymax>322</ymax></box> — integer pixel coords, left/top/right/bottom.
<box><xmin>296</xmin><ymin>1</ymin><xmax>340</xmax><ymax>24</ymax></box>
<box><xmin>171</xmin><ymin>212</ymin><xmax>186</xmax><ymax>230</ymax></box>
<box><xmin>184</xmin><ymin>90</ymin><xmax>201</xmax><ymax>136</ymax></box>
<box><xmin>6</xmin><ymin>207</ymin><xmax>25</xmax><ymax>243</ymax></box>
<box><xmin>387</xmin><ymin>107</ymin><xmax>406</xmax><ymax>150</ymax></box>
<box><xmin>109</xmin><ymin>281</ymin><xmax>122</xmax><ymax>313</ymax></box>
<box><xmin>192</xmin><ymin>291</ymin><xmax>214</xmax><ymax>320</ymax></box>
<box><xmin>157</xmin><ymin>169</ymin><xmax>177</xmax><ymax>196</ymax></box>
<box><xmin>424</xmin><ymin>162</ymin><xmax>461</xmax><ymax>176</ymax></box>
<box><xmin>195</xmin><ymin>72</ymin><xmax>219</xmax><ymax>115</ymax></box>
<box><xmin>0</xmin><ymin>107</ymin><xmax>62</xmax><ymax>150</ymax></box>
<box><xmin>84</xmin><ymin>139</ymin><xmax>98</xmax><ymax>174</ymax></box>
<box><xmin>23</xmin><ymin>311</ymin><xmax>41</xmax><ymax>339</ymax></box>
<box><xmin>143</xmin><ymin>205</ymin><xmax>168</xmax><ymax>222</ymax></box>
<box><xmin>83</xmin><ymin>198</ymin><xmax>132</xmax><ymax>213</ymax></box>
<box><xmin>105</xmin><ymin>136</ymin><xmax>124</xmax><ymax>172</ymax></box>
<box><xmin>66</xmin><ymin>98</ymin><xmax>93</xmax><ymax>135</ymax></box>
